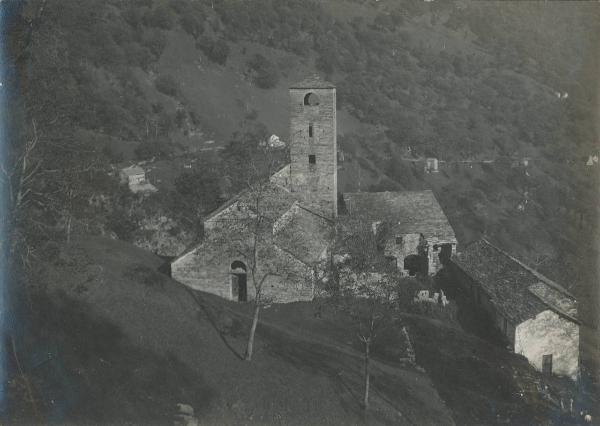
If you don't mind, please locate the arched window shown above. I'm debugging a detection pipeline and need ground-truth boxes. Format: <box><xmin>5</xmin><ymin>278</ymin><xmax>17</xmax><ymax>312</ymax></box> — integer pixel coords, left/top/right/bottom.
<box><xmin>231</xmin><ymin>260</ymin><xmax>246</xmax><ymax>273</ymax></box>
<box><xmin>303</xmin><ymin>92</ymin><xmax>320</xmax><ymax>106</ymax></box>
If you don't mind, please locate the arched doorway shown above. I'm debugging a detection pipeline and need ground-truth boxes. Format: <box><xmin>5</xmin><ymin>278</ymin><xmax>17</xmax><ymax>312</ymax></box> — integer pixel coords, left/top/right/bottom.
<box><xmin>438</xmin><ymin>243</ymin><xmax>453</xmax><ymax>265</ymax></box>
<box><xmin>403</xmin><ymin>254</ymin><xmax>422</xmax><ymax>276</ymax></box>
<box><xmin>230</xmin><ymin>261</ymin><xmax>247</xmax><ymax>302</ymax></box>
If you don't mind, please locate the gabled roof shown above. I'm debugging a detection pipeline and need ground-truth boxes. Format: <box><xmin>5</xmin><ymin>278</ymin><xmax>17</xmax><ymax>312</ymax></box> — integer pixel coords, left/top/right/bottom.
<box><xmin>528</xmin><ymin>282</ymin><xmax>577</xmax><ymax>321</ymax></box>
<box><xmin>274</xmin><ymin>202</ymin><xmax>333</xmax><ymax>265</ymax></box>
<box><xmin>173</xmin><ymin>182</ymin><xmax>334</xmax><ymax>266</ymax></box>
<box><xmin>342</xmin><ymin>190</ymin><xmax>456</xmax><ymax>242</ymax></box>
<box><xmin>290</xmin><ymin>74</ymin><xmax>335</xmax><ymax>89</ymax></box>
<box><xmin>203</xmin><ymin>183</ymin><xmax>298</xmax><ymax>225</ymax></box>
<box><xmin>454</xmin><ymin>239</ymin><xmax>578</xmax><ymax>325</ymax></box>
<box><xmin>121</xmin><ymin>165</ymin><xmax>144</xmax><ymax>176</ymax></box>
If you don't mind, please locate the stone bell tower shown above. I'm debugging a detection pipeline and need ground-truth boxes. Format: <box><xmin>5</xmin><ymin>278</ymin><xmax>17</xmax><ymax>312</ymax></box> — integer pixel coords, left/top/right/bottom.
<box><xmin>288</xmin><ymin>76</ymin><xmax>337</xmax><ymax>218</ymax></box>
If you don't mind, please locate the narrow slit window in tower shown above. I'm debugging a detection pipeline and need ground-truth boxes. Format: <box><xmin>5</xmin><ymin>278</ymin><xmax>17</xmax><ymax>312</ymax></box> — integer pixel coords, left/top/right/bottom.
<box><xmin>309</xmin><ymin>124</ymin><xmax>313</xmax><ymax>137</ymax></box>
<box><xmin>309</xmin><ymin>154</ymin><xmax>316</xmax><ymax>165</ymax></box>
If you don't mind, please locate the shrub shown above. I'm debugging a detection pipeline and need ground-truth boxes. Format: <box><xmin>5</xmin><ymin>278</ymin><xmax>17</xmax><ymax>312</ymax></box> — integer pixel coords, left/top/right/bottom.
<box><xmin>155</xmin><ymin>74</ymin><xmax>179</xmax><ymax>96</ymax></box>
<box><xmin>143</xmin><ymin>5</ymin><xmax>176</xmax><ymax>30</ymax></box>
<box><xmin>142</xmin><ymin>29</ymin><xmax>167</xmax><ymax>58</ymax></box>
<box><xmin>246</xmin><ymin>53</ymin><xmax>280</xmax><ymax>89</ymax></box>
<box><xmin>174</xmin><ymin>169</ymin><xmax>223</xmax><ymax>215</ymax></box>
<box><xmin>180</xmin><ymin>14</ymin><xmax>203</xmax><ymax>38</ymax></box>
<box><xmin>124</xmin><ymin>42</ymin><xmax>154</xmax><ymax>69</ymax></box>
<box><xmin>197</xmin><ymin>38</ymin><xmax>229</xmax><ymax>65</ymax></box>
<box><xmin>108</xmin><ymin>209</ymin><xmax>137</xmax><ymax>241</ymax></box>
<box><xmin>134</xmin><ymin>140</ymin><xmax>171</xmax><ymax>160</ymax></box>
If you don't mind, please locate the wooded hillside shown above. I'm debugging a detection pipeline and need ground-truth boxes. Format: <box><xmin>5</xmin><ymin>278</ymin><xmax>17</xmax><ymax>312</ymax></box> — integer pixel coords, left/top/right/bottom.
<box><xmin>5</xmin><ymin>0</ymin><xmax>599</xmax><ymax>327</ymax></box>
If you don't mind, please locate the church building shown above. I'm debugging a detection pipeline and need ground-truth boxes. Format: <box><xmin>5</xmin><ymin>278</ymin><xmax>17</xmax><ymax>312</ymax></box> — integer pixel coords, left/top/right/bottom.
<box><xmin>171</xmin><ymin>76</ymin><xmax>456</xmax><ymax>303</ymax></box>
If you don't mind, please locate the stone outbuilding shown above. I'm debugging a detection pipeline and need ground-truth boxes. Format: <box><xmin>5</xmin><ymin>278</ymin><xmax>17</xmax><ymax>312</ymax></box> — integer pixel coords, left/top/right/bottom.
<box><xmin>425</xmin><ymin>158</ymin><xmax>439</xmax><ymax>173</ymax></box>
<box><xmin>119</xmin><ymin>164</ymin><xmax>157</xmax><ymax>194</ymax></box>
<box><xmin>341</xmin><ymin>190</ymin><xmax>457</xmax><ymax>276</ymax></box>
<box><xmin>120</xmin><ymin>165</ymin><xmax>146</xmax><ymax>185</ymax></box>
<box><xmin>453</xmin><ymin>239</ymin><xmax>579</xmax><ymax>380</ymax></box>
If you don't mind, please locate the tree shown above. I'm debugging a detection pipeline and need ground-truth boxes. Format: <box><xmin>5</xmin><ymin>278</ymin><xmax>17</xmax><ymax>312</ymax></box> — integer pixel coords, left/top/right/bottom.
<box><xmin>154</xmin><ymin>74</ymin><xmax>179</xmax><ymax>97</ymax></box>
<box><xmin>171</xmin><ymin>160</ymin><xmax>224</xmax><ymax>234</ymax></box>
<box><xmin>324</xmin><ymin>216</ymin><xmax>398</xmax><ymax>410</ymax></box>
<box><xmin>197</xmin><ymin>37</ymin><xmax>229</xmax><ymax>65</ymax></box>
<box><xmin>246</xmin><ymin>53</ymin><xmax>279</xmax><ymax>89</ymax></box>
<box><xmin>0</xmin><ymin>120</ymin><xmax>42</xmax><ymax>265</ymax></box>
<box><xmin>210</xmin><ymin>148</ymin><xmax>306</xmax><ymax>361</ymax></box>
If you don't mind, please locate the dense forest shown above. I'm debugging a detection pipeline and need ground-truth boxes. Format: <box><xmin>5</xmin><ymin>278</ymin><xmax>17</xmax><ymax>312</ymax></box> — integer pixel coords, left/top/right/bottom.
<box><xmin>4</xmin><ymin>0</ymin><xmax>599</xmax><ymax>322</ymax></box>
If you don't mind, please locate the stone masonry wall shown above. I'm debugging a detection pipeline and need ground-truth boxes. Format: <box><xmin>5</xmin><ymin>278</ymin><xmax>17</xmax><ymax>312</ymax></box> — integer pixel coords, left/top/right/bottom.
<box><xmin>171</xmin><ymin>241</ymin><xmax>314</xmax><ymax>303</ymax></box>
<box><xmin>289</xmin><ymin>88</ymin><xmax>337</xmax><ymax>218</ymax></box>
<box><xmin>514</xmin><ymin>310</ymin><xmax>579</xmax><ymax>380</ymax></box>
<box><xmin>384</xmin><ymin>233</ymin><xmax>421</xmax><ymax>275</ymax></box>
<box><xmin>427</xmin><ymin>240</ymin><xmax>456</xmax><ymax>276</ymax></box>
<box><xmin>172</xmin><ymin>200</ymin><xmax>315</xmax><ymax>304</ymax></box>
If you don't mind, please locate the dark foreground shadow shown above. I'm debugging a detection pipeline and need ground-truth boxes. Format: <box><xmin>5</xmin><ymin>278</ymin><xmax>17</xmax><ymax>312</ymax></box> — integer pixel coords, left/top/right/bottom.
<box><xmin>7</xmin><ymin>292</ymin><xmax>215</xmax><ymax>425</ymax></box>
<box><xmin>185</xmin><ymin>287</ymin><xmax>246</xmax><ymax>360</ymax></box>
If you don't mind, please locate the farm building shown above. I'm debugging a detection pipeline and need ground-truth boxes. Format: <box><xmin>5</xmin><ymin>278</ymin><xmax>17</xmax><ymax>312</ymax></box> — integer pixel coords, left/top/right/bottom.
<box><xmin>171</xmin><ymin>76</ymin><xmax>455</xmax><ymax>303</ymax></box>
<box><xmin>119</xmin><ymin>164</ymin><xmax>157</xmax><ymax>194</ymax></box>
<box><xmin>342</xmin><ymin>190</ymin><xmax>457</xmax><ymax>276</ymax></box>
<box><xmin>453</xmin><ymin>239</ymin><xmax>579</xmax><ymax>380</ymax></box>
<box><xmin>119</xmin><ymin>165</ymin><xmax>145</xmax><ymax>185</ymax></box>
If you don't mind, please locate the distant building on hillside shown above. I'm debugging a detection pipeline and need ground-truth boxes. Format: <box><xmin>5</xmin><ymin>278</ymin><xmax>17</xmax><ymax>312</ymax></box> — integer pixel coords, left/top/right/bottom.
<box><xmin>171</xmin><ymin>76</ymin><xmax>455</xmax><ymax>302</ymax></box>
<box><xmin>586</xmin><ymin>155</ymin><xmax>598</xmax><ymax>166</ymax></box>
<box><xmin>119</xmin><ymin>165</ymin><xmax>157</xmax><ymax>194</ymax></box>
<box><xmin>452</xmin><ymin>239</ymin><xmax>579</xmax><ymax>380</ymax></box>
<box><xmin>120</xmin><ymin>165</ymin><xmax>145</xmax><ymax>185</ymax></box>
<box><xmin>425</xmin><ymin>158</ymin><xmax>439</xmax><ymax>173</ymax></box>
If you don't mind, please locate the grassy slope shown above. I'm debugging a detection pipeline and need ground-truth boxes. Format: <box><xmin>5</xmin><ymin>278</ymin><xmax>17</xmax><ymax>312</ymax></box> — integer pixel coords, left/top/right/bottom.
<box><xmin>25</xmin><ymin>237</ymin><xmax>453</xmax><ymax>425</ymax></box>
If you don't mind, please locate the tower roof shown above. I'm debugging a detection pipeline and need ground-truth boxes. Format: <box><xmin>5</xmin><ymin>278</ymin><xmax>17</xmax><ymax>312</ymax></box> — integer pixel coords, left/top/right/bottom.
<box><xmin>290</xmin><ymin>74</ymin><xmax>335</xmax><ymax>89</ymax></box>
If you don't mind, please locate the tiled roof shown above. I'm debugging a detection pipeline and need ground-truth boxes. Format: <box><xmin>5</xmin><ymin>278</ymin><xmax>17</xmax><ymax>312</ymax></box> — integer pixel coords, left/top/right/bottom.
<box><xmin>203</xmin><ymin>183</ymin><xmax>297</xmax><ymax>224</ymax></box>
<box><xmin>176</xmin><ymin>182</ymin><xmax>333</xmax><ymax>266</ymax></box>
<box><xmin>528</xmin><ymin>282</ymin><xmax>578</xmax><ymax>321</ymax></box>
<box><xmin>342</xmin><ymin>190</ymin><xmax>456</xmax><ymax>242</ymax></box>
<box><xmin>274</xmin><ymin>202</ymin><xmax>333</xmax><ymax>265</ymax></box>
<box><xmin>290</xmin><ymin>74</ymin><xmax>335</xmax><ymax>89</ymax></box>
<box><xmin>121</xmin><ymin>165</ymin><xmax>144</xmax><ymax>175</ymax></box>
<box><xmin>454</xmin><ymin>239</ymin><xmax>578</xmax><ymax>324</ymax></box>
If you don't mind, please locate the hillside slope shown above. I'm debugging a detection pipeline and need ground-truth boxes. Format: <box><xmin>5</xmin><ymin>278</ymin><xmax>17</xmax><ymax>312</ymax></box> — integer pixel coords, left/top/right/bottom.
<box><xmin>8</xmin><ymin>0</ymin><xmax>600</xmax><ymax>399</ymax></box>
<box><xmin>13</xmin><ymin>0</ymin><xmax>598</xmax><ymax>278</ymax></box>
<box><xmin>17</xmin><ymin>237</ymin><xmax>453</xmax><ymax>425</ymax></box>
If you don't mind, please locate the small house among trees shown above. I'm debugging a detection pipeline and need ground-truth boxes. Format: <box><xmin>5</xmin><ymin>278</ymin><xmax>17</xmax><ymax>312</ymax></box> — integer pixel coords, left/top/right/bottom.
<box><xmin>452</xmin><ymin>239</ymin><xmax>579</xmax><ymax>380</ymax></box>
<box><xmin>119</xmin><ymin>165</ymin><xmax>146</xmax><ymax>186</ymax></box>
<box><xmin>119</xmin><ymin>164</ymin><xmax>157</xmax><ymax>194</ymax></box>
<box><xmin>425</xmin><ymin>157</ymin><xmax>439</xmax><ymax>173</ymax></box>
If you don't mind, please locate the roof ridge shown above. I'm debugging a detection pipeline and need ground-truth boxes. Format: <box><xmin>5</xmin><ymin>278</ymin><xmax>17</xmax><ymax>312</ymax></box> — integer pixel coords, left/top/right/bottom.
<box><xmin>290</xmin><ymin>74</ymin><xmax>335</xmax><ymax>89</ymax></box>
<box><xmin>344</xmin><ymin>189</ymin><xmax>434</xmax><ymax>195</ymax></box>
<box><xmin>296</xmin><ymin>203</ymin><xmax>335</xmax><ymax>223</ymax></box>
<box><xmin>481</xmin><ymin>238</ymin><xmax>574</xmax><ymax>299</ymax></box>
<box><xmin>527</xmin><ymin>282</ymin><xmax>579</xmax><ymax>324</ymax></box>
